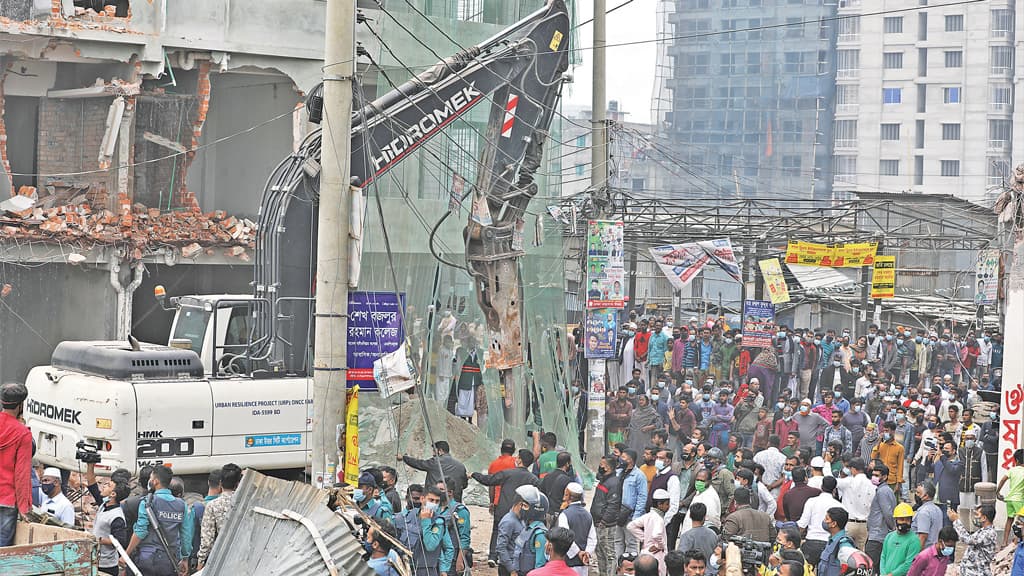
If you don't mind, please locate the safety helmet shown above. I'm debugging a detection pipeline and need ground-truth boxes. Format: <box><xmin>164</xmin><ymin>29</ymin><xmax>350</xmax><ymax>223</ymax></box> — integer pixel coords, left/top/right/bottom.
<box><xmin>839</xmin><ymin>549</ymin><xmax>873</xmax><ymax>575</ymax></box>
<box><xmin>893</xmin><ymin>503</ymin><xmax>915</xmax><ymax>518</ymax></box>
<box><xmin>706</xmin><ymin>447</ymin><xmax>724</xmax><ymax>461</ymax></box>
<box><xmin>515</xmin><ymin>484</ymin><xmax>542</xmax><ymax>507</ymax></box>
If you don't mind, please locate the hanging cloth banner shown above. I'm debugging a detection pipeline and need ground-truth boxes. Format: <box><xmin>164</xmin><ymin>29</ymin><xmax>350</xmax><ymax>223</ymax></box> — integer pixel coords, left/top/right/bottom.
<box><xmin>870</xmin><ymin>255</ymin><xmax>896</xmax><ymax>299</ymax></box>
<box><xmin>785</xmin><ymin>240</ymin><xmax>878</xmax><ymax>268</ymax></box>
<box><xmin>649</xmin><ymin>238</ymin><xmax>742</xmax><ymax>291</ymax></box>
<box><xmin>758</xmin><ymin>258</ymin><xmax>791</xmax><ymax>304</ymax></box>
<box><xmin>343</xmin><ymin>386</ymin><xmax>360</xmax><ymax>486</ymax></box>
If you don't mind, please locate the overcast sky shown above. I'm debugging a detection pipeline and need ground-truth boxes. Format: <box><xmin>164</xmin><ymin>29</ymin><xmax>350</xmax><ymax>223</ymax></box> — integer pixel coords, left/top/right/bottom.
<box><xmin>566</xmin><ymin>0</ymin><xmax>658</xmax><ymax>124</ymax></box>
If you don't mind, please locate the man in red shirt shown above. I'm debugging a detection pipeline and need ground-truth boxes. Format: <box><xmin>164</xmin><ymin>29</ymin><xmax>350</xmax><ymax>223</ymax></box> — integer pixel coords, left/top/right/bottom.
<box><xmin>486</xmin><ymin>439</ymin><xmax>518</xmax><ymax>567</ymax></box>
<box><xmin>0</xmin><ymin>382</ymin><xmax>33</xmax><ymax>546</ymax></box>
<box><xmin>526</xmin><ymin>526</ymin><xmax>579</xmax><ymax>576</ymax></box>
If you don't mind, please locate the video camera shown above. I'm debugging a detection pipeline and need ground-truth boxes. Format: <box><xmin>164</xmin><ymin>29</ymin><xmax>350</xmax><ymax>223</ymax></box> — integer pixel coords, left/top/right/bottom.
<box><xmin>726</xmin><ymin>535</ymin><xmax>772</xmax><ymax>576</ymax></box>
<box><xmin>75</xmin><ymin>440</ymin><xmax>102</xmax><ymax>464</ymax></box>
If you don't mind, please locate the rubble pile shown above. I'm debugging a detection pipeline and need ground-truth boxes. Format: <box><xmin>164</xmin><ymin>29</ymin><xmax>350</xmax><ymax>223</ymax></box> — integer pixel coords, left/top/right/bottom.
<box><xmin>1</xmin><ymin>185</ymin><xmax>257</xmax><ymax>260</ymax></box>
<box><xmin>991</xmin><ymin>542</ymin><xmax>1016</xmax><ymax>575</ymax></box>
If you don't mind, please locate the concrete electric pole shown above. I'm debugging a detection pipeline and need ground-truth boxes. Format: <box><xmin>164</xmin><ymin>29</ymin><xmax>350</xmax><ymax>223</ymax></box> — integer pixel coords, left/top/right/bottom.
<box><xmin>591</xmin><ymin>0</ymin><xmax>608</xmax><ymax>216</ymax></box>
<box><xmin>311</xmin><ymin>0</ymin><xmax>355</xmax><ymax>488</ymax></box>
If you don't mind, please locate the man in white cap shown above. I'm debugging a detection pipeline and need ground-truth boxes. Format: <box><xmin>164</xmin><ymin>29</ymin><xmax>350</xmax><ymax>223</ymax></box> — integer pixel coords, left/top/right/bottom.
<box><xmin>627</xmin><ymin>488</ymin><xmax>669</xmax><ymax>574</ymax></box>
<box><xmin>40</xmin><ymin>467</ymin><xmax>75</xmax><ymax>526</ymax></box>
<box><xmin>807</xmin><ymin>456</ymin><xmax>828</xmax><ymax>490</ymax></box>
<box><xmin>557</xmin><ymin>482</ymin><xmax>596</xmax><ymax>576</ymax></box>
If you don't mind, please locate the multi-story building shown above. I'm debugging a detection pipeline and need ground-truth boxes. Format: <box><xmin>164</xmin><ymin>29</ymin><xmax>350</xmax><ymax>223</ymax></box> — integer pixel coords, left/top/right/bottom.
<box><xmin>662</xmin><ymin>0</ymin><xmax>838</xmax><ymax>202</ymax></box>
<box><xmin>832</xmin><ymin>0</ymin><xmax>1015</xmax><ymax>203</ymax></box>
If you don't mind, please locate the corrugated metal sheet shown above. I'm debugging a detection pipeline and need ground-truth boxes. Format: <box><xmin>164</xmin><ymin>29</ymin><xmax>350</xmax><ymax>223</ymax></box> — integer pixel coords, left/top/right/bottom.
<box><xmin>787</xmin><ymin>264</ymin><xmax>858</xmax><ymax>291</ymax></box>
<box><xmin>201</xmin><ymin>471</ymin><xmax>377</xmax><ymax>576</ymax></box>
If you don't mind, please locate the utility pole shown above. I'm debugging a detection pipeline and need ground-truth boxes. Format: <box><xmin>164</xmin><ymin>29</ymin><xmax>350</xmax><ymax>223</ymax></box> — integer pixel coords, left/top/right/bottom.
<box><xmin>591</xmin><ymin>0</ymin><xmax>608</xmax><ymax>215</ymax></box>
<box><xmin>311</xmin><ymin>0</ymin><xmax>355</xmax><ymax>488</ymax></box>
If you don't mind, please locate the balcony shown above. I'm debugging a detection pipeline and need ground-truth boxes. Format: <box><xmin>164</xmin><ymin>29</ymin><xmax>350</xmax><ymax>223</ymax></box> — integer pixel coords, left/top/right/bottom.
<box><xmin>837</xmin><ymin>69</ymin><xmax>860</xmax><ymax>79</ymax></box>
<box><xmin>838</xmin><ymin>0</ymin><xmax>862</xmax><ymax>9</ymax></box>
<box><xmin>834</xmin><ymin>139</ymin><xmax>857</xmax><ymax>150</ymax></box>
<box><xmin>988</xmin><ymin>139</ymin><xmax>1009</xmax><ymax>151</ymax></box>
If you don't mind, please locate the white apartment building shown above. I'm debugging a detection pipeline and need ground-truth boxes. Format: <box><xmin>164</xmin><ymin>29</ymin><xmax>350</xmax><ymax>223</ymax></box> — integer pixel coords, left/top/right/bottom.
<box><xmin>832</xmin><ymin>0</ymin><xmax>1016</xmax><ymax>203</ymax></box>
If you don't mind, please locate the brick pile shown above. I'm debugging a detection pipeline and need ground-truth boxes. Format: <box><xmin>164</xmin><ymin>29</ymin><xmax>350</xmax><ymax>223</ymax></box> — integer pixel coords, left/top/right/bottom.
<box><xmin>1</xmin><ymin>185</ymin><xmax>256</xmax><ymax>260</ymax></box>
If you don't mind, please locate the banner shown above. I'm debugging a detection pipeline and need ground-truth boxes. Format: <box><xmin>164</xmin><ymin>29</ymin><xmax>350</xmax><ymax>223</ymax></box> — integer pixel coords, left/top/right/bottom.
<box><xmin>586</xmin><ymin>220</ymin><xmax>625</xmax><ymax>308</ymax></box>
<box><xmin>999</xmin><ymin>241</ymin><xmax>1024</xmax><ymax>481</ymax></box>
<box><xmin>374</xmin><ymin>346</ymin><xmax>417</xmax><ymax>397</ymax></box>
<box><xmin>870</xmin><ymin>256</ymin><xmax>896</xmax><ymax>299</ymax></box>
<box><xmin>584</xmin><ymin>308</ymin><xmax>618</xmax><ymax>359</ymax></box>
<box><xmin>588</xmin><ymin>359</ymin><xmax>607</xmax><ymax>440</ymax></box>
<box><xmin>449</xmin><ymin>173</ymin><xmax>464</xmax><ymax>212</ymax></box>
<box><xmin>785</xmin><ymin>240</ymin><xmax>878</xmax><ymax>268</ymax></box>
<box><xmin>649</xmin><ymin>243</ymin><xmax>710</xmax><ymax>291</ymax></box>
<box><xmin>741</xmin><ymin>300</ymin><xmax>775</xmax><ymax>348</ymax></box>
<box><xmin>976</xmin><ymin>248</ymin><xmax>1000</xmax><ymax>305</ymax></box>
<box><xmin>758</xmin><ymin>258</ymin><xmax>790</xmax><ymax>304</ymax></box>
<box><xmin>347</xmin><ymin>291</ymin><xmax>406</xmax><ymax>390</ymax></box>
<box><xmin>343</xmin><ymin>386</ymin><xmax>360</xmax><ymax>486</ymax></box>
<box><xmin>699</xmin><ymin>238</ymin><xmax>742</xmax><ymax>282</ymax></box>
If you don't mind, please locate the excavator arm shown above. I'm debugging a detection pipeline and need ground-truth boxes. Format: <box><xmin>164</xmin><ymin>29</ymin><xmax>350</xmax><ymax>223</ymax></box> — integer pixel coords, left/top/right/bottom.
<box><xmin>253</xmin><ymin>1</ymin><xmax>570</xmax><ymax>389</ymax></box>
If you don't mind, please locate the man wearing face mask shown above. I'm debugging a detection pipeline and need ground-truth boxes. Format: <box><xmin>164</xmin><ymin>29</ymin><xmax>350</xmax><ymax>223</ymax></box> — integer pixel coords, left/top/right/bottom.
<box><xmin>879</xmin><ymin>503</ymin><xmax>921</xmax><ymax>576</ymax></box>
<box><xmin>396</xmin><ymin>485</ymin><xmax>455</xmax><ymax>576</ymax></box>
<box><xmin>905</xmin><ymin>525</ymin><xmax>958</xmax><ymax>576</ymax></box>
<box><xmin>366</xmin><ymin>523</ymin><xmax>402</xmax><ymax>576</ymax></box>
<box><xmin>0</xmin><ymin>382</ymin><xmax>32</xmax><ymax>546</ymax></box>
<box><xmin>356</xmin><ymin>472</ymin><xmax>395</xmax><ymax>522</ymax></box>
<box><xmin>682</xmin><ymin>468</ymin><xmax>721</xmax><ymax>532</ymax></box>
<box><xmin>842</xmin><ymin>399</ymin><xmax>869</xmax><ymax>456</ymax></box>
<box><xmin>592</xmin><ymin>455</ymin><xmax>625</xmax><ymax>576</ymax></box>
<box><xmin>865</xmin><ymin>464</ymin><xmax>896</xmax><ymax>570</ymax></box>
<box><xmin>981</xmin><ymin>409</ymin><xmax>1000</xmax><ymax>483</ymax></box>
<box><xmin>957</xmin><ymin>430</ymin><xmax>983</xmax><ymax>510</ymax></box>
<box><xmin>794</xmin><ymin>399</ymin><xmax>828</xmax><ymax>453</ymax></box>
<box><xmin>123</xmin><ymin>466</ymin><xmax>193</xmax><ymax>576</ymax></box>
<box><xmin>872</xmin><ymin>422</ymin><xmax>905</xmax><ymax>495</ymax></box>
<box><xmin>947</xmin><ymin>504</ymin><xmax>996</xmax><ymax>576</ymax></box>
<box><xmin>647</xmin><ymin>449</ymin><xmax>679</xmax><ymax>529</ymax></box>
<box><xmin>39</xmin><ymin>467</ymin><xmax>75</xmax><ymax>526</ymax></box>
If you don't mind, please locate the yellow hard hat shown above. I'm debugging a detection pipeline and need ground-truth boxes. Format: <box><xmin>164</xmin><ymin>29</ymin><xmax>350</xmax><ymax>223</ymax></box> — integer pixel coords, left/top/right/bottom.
<box><xmin>894</xmin><ymin>503</ymin><xmax>915</xmax><ymax>518</ymax></box>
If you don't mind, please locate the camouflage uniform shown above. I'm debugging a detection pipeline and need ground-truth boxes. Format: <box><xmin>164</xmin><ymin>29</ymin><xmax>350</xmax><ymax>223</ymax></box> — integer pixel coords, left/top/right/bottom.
<box><xmin>197</xmin><ymin>490</ymin><xmax>235</xmax><ymax>566</ymax></box>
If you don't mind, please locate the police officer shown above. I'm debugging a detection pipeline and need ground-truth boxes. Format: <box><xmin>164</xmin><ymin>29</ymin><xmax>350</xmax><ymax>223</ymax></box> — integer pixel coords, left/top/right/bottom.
<box><xmin>122</xmin><ymin>466</ymin><xmax>193</xmax><ymax>576</ymax></box>
<box><xmin>513</xmin><ymin>492</ymin><xmax>550</xmax><ymax>576</ymax></box>
<box><xmin>396</xmin><ymin>485</ymin><xmax>454</xmax><ymax>576</ymax></box>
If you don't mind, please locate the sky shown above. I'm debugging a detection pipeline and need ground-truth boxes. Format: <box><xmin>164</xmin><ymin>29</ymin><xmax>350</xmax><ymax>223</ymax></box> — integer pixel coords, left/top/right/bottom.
<box><xmin>566</xmin><ymin>0</ymin><xmax>659</xmax><ymax>124</ymax></box>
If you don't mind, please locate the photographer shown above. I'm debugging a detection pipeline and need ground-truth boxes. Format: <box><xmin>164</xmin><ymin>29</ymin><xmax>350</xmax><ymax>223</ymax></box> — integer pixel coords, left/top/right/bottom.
<box><xmin>85</xmin><ymin>461</ymin><xmax>131</xmax><ymax>575</ymax></box>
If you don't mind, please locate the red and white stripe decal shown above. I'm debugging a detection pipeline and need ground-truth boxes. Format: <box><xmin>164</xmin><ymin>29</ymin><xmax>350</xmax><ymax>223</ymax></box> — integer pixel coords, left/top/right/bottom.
<box><xmin>501</xmin><ymin>94</ymin><xmax>519</xmax><ymax>138</ymax></box>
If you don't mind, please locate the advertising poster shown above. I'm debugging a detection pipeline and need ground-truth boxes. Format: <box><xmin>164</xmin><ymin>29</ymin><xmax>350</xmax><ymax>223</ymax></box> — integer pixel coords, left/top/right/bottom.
<box><xmin>741</xmin><ymin>300</ymin><xmax>776</xmax><ymax>348</ymax></box>
<box><xmin>649</xmin><ymin>243</ymin><xmax>712</xmax><ymax>291</ymax></box>
<box><xmin>785</xmin><ymin>240</ymin><xmax>878</xmax><ymax>267</ymax></box>
<box><xmin>584</xmin><ymin>308</ymin><xmax>618</xmax><ymax>359</ymax></box>
<box><xmin>870</xmin><ymin>256</ymin><xmax>896</xmax><ymax>299</ymax></box>
<box><xmin>586</xmin><ymin>220</ymin><xmax>625</xmax><ymax>308</ymax></box>
<box><xmin>449</xmin><ymin>173</ymin><xmax>464</xmax><ymax>212</ymax></box>
<box><xmin>976</xmin><ymin>248</ymin><xmax>1000</xmax><ymax>305</ymax></box>
<box><xmin>758</xmin><ymin>258</ymin><xmax>790</xmax><ymax>304</ymax></box>
<box><xmin>343</xmin><ymin>386</ymin><xmax>360</xmax><ymax>486</ymax></box>
<box><xmin>698</xmin><ymin>238</ymin><xmax>743</xmax><ymax>281</ymax></box>
<box><xmin>347</xmin><ymin>291</ymin><xmax>406</xmax><ymax>390</ymax></box>
<box><xmin>588</xmin><ymin>359</ymin><xmax>606</xmax><ymax>438</ymax></box>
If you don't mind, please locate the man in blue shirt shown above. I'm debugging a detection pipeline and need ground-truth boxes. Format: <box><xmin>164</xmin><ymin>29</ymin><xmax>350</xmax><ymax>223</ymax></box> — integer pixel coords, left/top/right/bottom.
<box><xmin>648</xmin><ymin>320</ymin><xmax>669</xmax><ymax>384</ymax></box>
<box><xmin>122</xmin><ymin>466</ymin><xmax>193</xmax><ymax>576</ymax></box>
<box><xmin>619</xmin><ymin>449</ymin><xmax>648</xmax><ymax>555</ymax></box>
<box><xmin>367</xmin><ymin>522</ymin><xmax>403</xmax><ymax>576</ymax></box>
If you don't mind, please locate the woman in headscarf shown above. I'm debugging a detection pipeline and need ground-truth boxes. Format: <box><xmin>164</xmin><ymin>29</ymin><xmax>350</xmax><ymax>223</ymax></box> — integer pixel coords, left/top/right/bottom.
<box><xmin>627</xmin><ymin>394</ymin><xmax>662</xmax><ymax>453</ymax></box>
<box><xmin>747</xmin><ymin>347</ymin><xmax>778</xmax><ymax>405</ymax></box>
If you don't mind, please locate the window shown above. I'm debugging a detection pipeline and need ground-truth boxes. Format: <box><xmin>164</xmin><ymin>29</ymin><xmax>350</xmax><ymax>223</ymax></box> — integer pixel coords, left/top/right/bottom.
<box><xmin>786</xmin><ymin>17</ymin><xmax>804</xmax><ymax>38</ymax></box>
<box><xmin>943</xmin><ymin>87</ymin><xmax>961</xmax><ymax>103</ymax></box>
<box><xmin>686</xmin><ymin>53</ymin><xmax>710</xmax><ymax>75</ymax></box>
<box><xmin>782</xmin><ymin>120</ymin><xmax>803</xmax><ymax>143</ymax></box>
<box><xmin>914</xmin><ymin>156</ymin><xmax>924</xmax><ymax>185</ymax></box>
<box><xmin>991</xmin><ymin>84</ymin><xmax>1012</xmax><ymax>110</ymax></box>
<box><xmin>990</xmin><ymin>119</ymin><xmax>1012</xmax><ymax>148</ymax></box>
<box><xmin>941</xmin><ymin>123</ymin><xmax>961</xmax><ymax>140</ymax></box>
<box><xmin>883</xmin><ymin>52</ymin><xmax>903</xmax><ymax>69</ymax></box>
<box><xmin>916</xmin><ymin>120</ymin><xmax>925</xmax><ymax>148</ymax></box>
<box><xmin>940</xmin><ymin>160</ymin><xmax>960</xmax><ymax>177</ymax></box>
<box><xmin>719</xmin><ymin>53</ymin><xmax>739</xmax><ymax>75</ymax></box>
<box><xmin>992</xmin><ymin>46</ymin><xmax>1014</xmax><ymax>74</ymax></box>
<box><xmin>834</xmin><ymin>156</ymin><xmax>857</xmax><ymax>182</ymax></box>
<box><xmin>631</xmin><ymin>178</ymin><xmax>645</xmax><ymax>191</ymax></box>
<box><xmin>720</xmin><ymin>19</ymin><xmax>739</xmax><ymax>41</ymax></box>
<box><xmin>989</xmin><ymin>158</ymin><xmax>1010</xmax><ymax>186</ymax></box>
<box><xmin>944</xmin><ymin>51</ymin><xmax>962</xmax><ymax>68</ymax></box>
<box><xmin>837</xmin><ymin>49</ymin><xmax>860</xmax><ymax>78</ymax></box>
<box><xmin>575</xmin><ymin>164</ymin><xmax>585</xmax><ymax>176</ymax></box>
<box><xmin>457</xmin><ymin>0</ymin><xmax>483</xmax><ymax>22</ymax></box>
<box><xmin>722</xmin><ymin>0</ymin><xmax>739</xmax><ymax>7</ymax></box>
<box><xmin>992</xmin><ymin>9</ymin><xmax>1013</xmax><ymax>37</ymax></box>
<box><xmin>883</xmin><ymin>88</ymin><xmax>902</xmax><ymax>104</ymax></box>
<box><xmin>747</xmin><ymin>18</ymin><xmax>761</xmax><ymax>39</ymax></box>
<box><xmin>880</xmin><ymin>123</ymin><xmax>900</xmax><ymax>141</ymax></box>
<box><xmin>884</xmin><ymin>16</ymin><xmax>903</xmax><ymax>33</ymax></box>
<box><xmin>835</xmin><ymin>120</ymin><xmax>858</xmax><ymax>147</ymax></box>
<box><xmin>918</xmin><ymin>48</ymin><xmax>928</xmax><ymax>76</ymax></box>
<box><xmin>746</xmin><ymin>53</ymin><xmax>761</xmax><ymax>74</ymax></box>
<box><xmin>838</xmin><ymin>15</ymin><xmax>860</xmax><ymax>41</ymax></box>
<box><xmin>837</xmin><ymin>85</ymin><xmax>858</xmax><ymax>110</ymax></box>
<box><xmin>879</xmin><ymin>160</ymin><xmax>900</xmax><ymax>176</ymax></box>
<box><xmin>944</xmin><ymin>14</ymin><xmax>964</xmax><ymax>32</ymax></box>
<box><xmin>784</xmin><ymin>52</ymin><xmax>812</xmax><ymax>74</ymax></box>
<box><xmin>782</xmin><ymin>155</ymin><xmax>802</xmax><ymax>176</ymax></box>
<box><xmin>575</xmin><ymin>134</ymin><xmax>587</xmax><ymax>147</ymax></box>
<box><xmin>917</xmin><ymin>84</ymin><xmax>927</xmax><ymax>113</ymax></box>
<box><xmin>918</xmin><ymin>12</ymin><xmax>928</xmax><ymax>41</ymax></box>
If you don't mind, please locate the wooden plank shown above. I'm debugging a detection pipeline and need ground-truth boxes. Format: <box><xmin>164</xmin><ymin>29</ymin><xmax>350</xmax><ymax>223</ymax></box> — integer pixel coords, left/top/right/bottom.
<box><xmin>15</xmin><ymin>522</ymin><xmax>91</xmax><ymax>544</ymax></box>
<box><xmin>0</xmin><ymin>539</ymin><xmax>97</xmax><ymax>575</ymax></box>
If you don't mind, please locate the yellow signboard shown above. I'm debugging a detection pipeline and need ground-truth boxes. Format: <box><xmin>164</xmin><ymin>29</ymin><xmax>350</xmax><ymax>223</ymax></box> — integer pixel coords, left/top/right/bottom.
<box><xmin>785</xmin><ymin>241</ymin><xmax>878</xmax><ymax>268</ymax></box>
<box><xmin>343</xmin><ymin>386</ymin><xmax>360</xmax><ymax>486</ymax></box>
<box><xmin>758</xmin><ymin>258</ymin><xmax>791</xmax><ymax>304</ymax></box>
<box><xmin>870</xmin><ymin>255</ymin><xmax>896</xmax><ymax>299</ymax></box>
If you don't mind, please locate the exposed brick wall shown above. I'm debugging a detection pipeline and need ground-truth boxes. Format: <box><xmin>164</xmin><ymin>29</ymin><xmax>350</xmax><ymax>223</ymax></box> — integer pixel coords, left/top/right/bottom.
<box><xmin>0</xmin><ymin>60</ymin><xmax>11</xmax><ymax>196</ymax></box>
<box><xmin>176</xmin><ymin>60</ymin><xmax>211</xmax><ymax>211</ymax></box>
<box><xmin>37</xmin><ymin>97</ymin><xmax>114</xmax><ymax>193</ymax></box>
